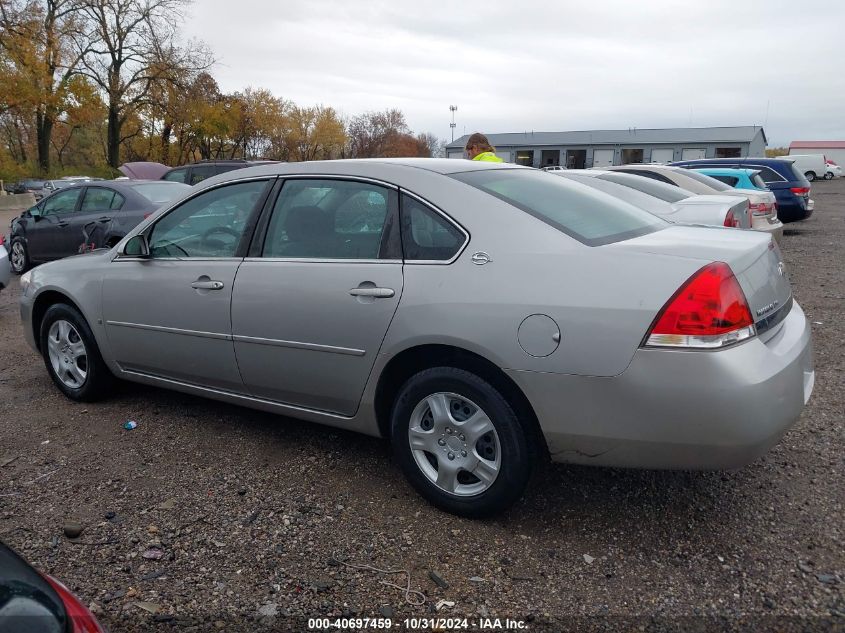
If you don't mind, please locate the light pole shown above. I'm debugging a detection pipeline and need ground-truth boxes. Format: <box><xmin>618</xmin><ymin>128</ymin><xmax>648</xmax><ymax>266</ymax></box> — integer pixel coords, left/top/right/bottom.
<box><xmin>449</xmin><ymin>105</ymin><xmax>458</xmax><ymax>142</ymax></box>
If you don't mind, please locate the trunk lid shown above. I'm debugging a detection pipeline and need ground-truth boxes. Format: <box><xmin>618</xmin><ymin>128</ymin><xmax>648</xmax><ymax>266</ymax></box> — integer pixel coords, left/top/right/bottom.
<box><xmin>612</xmin><ymin>225</ymin><xmax>793</xmax><ymax>336</ymax></box>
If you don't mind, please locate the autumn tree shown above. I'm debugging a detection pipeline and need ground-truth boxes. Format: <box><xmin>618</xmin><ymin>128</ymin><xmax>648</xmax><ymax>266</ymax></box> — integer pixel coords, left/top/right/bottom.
<box><xmin>286</xmin><ymin>105</ymin><xmax>345</xmax><ymax>162</ymax></box>
<box><xmin>346</xmin><ymin>108</ymin><xmax>410</xmax><ymax>158</ymax></box>
<box><xmin>79</xmin><ymin>0</ymin><xmax>210</xmax><ymax>167</ymax></box>
<box><xmin>0</xmin><ymin>0</ymin><xmax>91</xmax><ymax>171</ymax></box>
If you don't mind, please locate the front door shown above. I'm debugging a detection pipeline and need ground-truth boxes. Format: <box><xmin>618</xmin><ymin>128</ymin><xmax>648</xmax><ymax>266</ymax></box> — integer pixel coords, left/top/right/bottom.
<box><xmin>32</xmin><ymin>188</ymin><xmax>83</xmax><ymax>261</ymax></box>
<box><xmin>232</xmin><ymin>177</ymin><xmax>403</xmax><ymax>416</ymax></box>
<box><xmin>102</xmin><ymin>178</ymin><xmax>272</xmax><ymax>391</ymax></box>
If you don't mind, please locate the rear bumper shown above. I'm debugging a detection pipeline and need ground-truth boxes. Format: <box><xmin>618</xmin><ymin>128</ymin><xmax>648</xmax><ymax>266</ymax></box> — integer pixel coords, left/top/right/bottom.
<box><xmin>751</xmin><ymin>216</ymin><xmax>783</xmax><ymax>241</ymax></box>
<box><xmin>508</xmin><ymin>301</ymin><xmax>813</xmax><ymax>470</ymax></box>
<box><xmin>776</xmin><ymin>194</ymin><xmax>813</xmax><ymax>223</ymax></box>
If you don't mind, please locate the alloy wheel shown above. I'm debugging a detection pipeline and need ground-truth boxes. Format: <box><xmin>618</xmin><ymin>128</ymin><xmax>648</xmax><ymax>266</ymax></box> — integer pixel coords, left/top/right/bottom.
<box><xmin>407</xmin><ymin>392</ymin><xmax>501</xmax><ymax>496</ymax></box>
<box><xmin>46</xmin><ymin>320</ymin><xmax>88</xmax><ymax>389</ymax></box>
<box><xmin>10</xmin><ymin>241</ymin><xmax>26</xmax><ymax>272</ymax></box>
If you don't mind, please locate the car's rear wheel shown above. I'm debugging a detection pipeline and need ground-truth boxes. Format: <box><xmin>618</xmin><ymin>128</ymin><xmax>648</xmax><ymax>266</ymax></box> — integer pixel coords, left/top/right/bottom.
<box><xmin>805</xmin><ymin>171</ymin><xmax>816</xmax><ymax>182</ymax></box>
<box><xmin>40</xmin><ymin>303</ymin><xmax>114</xmax><ymax>401</ymax></box>
<box><xmin>824</xmin><ymin>172</ymin><xmax>833</xmax><ymax>180</ymax></box>
<box><xmin>9</xmin><ymin>238</ymin><xmax>30</xmax><ymax>274</ymax></box>
<box><xmin>390</xmin><ymin>367</ymin><xmax>533</xmax><ymax>517</ymax></box>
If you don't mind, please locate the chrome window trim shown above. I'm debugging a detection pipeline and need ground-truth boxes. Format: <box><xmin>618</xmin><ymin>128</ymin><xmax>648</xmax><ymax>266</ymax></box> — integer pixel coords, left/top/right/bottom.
<box><xmin>112</xmin><ymin>256</ymin><xmax>244</xmax><ymax>263</ymax></box>
<box><xmin>399</xmin><ymin>188</ymin><xmax>470</xmax><ymax>266</ymax></box>
<box><xmin>243</xmin><ymin>257</ymin><xmax>401</xmax><ymax>265</ymax></box>
<box><xmin>276</xmin><ymin>173</ymin><xmax>400</xmax><ymax>190</ymax></box>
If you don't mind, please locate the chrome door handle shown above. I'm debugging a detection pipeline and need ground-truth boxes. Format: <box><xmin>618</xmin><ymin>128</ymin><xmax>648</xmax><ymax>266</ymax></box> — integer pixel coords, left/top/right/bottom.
<box><xmin>349</xmin><ymin>287</ymin><xmax>395</xmax><ymax>298</ymax></box>
<box><xmin>191</xmin><ymin>280</ymin><xmax>224</xmax><ymax>290</ymax></box>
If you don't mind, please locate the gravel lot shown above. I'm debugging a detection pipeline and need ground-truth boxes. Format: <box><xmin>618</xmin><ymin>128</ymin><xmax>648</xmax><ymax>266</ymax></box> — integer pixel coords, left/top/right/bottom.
<box><xmin>1</xmin><ymin>180</ymin><xmax>842</xmax><ymax>633</ymax></box>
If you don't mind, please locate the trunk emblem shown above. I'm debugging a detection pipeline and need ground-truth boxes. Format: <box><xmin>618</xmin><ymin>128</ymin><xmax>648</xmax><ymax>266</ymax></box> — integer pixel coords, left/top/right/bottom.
<box><xmin>756</xmin><ymin>300</ymin><xmax>780</xmax><ymax>317</ymax></box>
<box><xmin>471</xmin><ymin>252</ymin><xmax>492</xmax><ymax>265</ymax></box>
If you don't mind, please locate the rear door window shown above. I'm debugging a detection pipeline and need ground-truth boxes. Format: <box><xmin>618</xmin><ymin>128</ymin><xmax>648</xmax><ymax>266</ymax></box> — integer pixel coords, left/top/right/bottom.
<box><xmin>452</xmin><ymin>169</ymin><xmax>665</xmax><ymax>246</ymax></box>
<box><xmin>80</xmin><ymin>187</ymin><xmax>125</xmax><ymax>212</ymax></box>
<box><xmin>401</xmin><ymin>194</ymin><xmax>466</xmax><ymax>261</ymax></box>
<box><xmin>189</xmin><ymin>165</ymin><xmax>216</xmax><ymax>185</ymax></box>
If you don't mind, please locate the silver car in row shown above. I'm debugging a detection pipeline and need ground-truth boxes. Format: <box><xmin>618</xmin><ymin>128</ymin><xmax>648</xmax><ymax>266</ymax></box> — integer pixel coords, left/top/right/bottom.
<box><xmin>19</xmin><ymin>159</ymin><xmax>814</xmax><ymax>516</ymax></box>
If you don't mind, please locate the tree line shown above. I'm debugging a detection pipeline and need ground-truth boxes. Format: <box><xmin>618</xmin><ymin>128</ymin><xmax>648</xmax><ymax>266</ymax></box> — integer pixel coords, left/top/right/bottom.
<box><xmin>0</xmin><ymin>0</ymin><xmax>444</xmax><ymax>180</ymax></box>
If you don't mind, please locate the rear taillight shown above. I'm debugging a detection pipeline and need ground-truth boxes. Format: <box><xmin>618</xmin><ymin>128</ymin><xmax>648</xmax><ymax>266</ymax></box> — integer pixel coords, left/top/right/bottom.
<box><xmin>43</xmin><ymin>574</ymin><xmax>106</xmax><ymax>633</ymax></box>
<box><xmin>0</xmin><ymin>234</ymin><xmax>4</xmax><ymax>245</ymax></box>
<box><xmin>723</xmin><ymin>210</ymin><xmax>740</xmax><ymax>227</ymax></box>
<box><xmin>644</xmin><ymin>262</ymin><xmax>756</xmax><ymax>349</ymax></box>
<box><xmin>748</xmin><ymin>202</ymin><xmax>771</xmax><ymax>216</ymax></box>
<box><xmin>790</xmin><ymin>187</ymin><xmax>810</xmax><ymax>196</ymax></box>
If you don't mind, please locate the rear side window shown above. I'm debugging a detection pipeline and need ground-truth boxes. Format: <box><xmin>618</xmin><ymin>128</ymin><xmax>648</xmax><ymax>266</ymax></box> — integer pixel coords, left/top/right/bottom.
<box><xmin>710</xmin><ymin>175</ymin><xmax>739</xmax><ymax>187</ymax></box>
<box><xmin>452</xmin><ymin>170</ymin><xmax>665</xmax><ymax>247</ymax></box>
<box><xmin>401</xmin><ymin>194</ymin><xmax>466</xmax><ymax>261</ymax></box>
<box><xmin>676</xmin><ymin>168</ymin><xmax>732</xmax><ymax>192</ymax></box>
<box><xmin>750</xmin><ymin>173</ymin><xmax>767</xmax><ymax>189</ymax></box>
<box><xmin>746</xmin><ymin>165</ymin><xmax>786</xmax><ymax>183</ymax></box>
<box><xmin>81</xmin><ymin>187</ymin><xmax>125</xmax><ymax>211</ymax></box>
<box><xmin>162</xmin><ymin>168</ymin><xmax>188</xmax><ymax>183</ymax></box>
<box><xmin>189</xmin><ymin>165</ymin><xmax>216</xmax><ymax>185</ymax></box>
<box><xmin>599</xmin><ymin>171</ymin><xmax>690</xmax><ymax>203</ymax></box>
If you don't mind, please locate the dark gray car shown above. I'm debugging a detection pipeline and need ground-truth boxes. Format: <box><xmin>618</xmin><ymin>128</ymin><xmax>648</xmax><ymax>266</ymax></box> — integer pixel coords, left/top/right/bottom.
<box><xmin>9</xmin><ymin>180</ymin><xmax>190</xmax><ymax>273</ymax></box>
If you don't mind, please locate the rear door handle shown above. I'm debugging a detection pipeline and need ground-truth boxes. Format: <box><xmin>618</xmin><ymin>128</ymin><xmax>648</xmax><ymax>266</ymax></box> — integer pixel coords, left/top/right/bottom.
<box><xmin>191</xmin><ymin>280</ymin><xmax>224</xmax><ymax>290</ymax></box>
<box><xmin>96</xmin><ymin>216</ymin><xmax>111</xmax><ymax>223</ymax></box>
<box><xmin>349</xmin><ymin>287</ymin><xmax>395</xmax><ymax>298</ymax></box>
<box><xmin>57</xmin><ymin>221</ymin><xmax>69</xmax><ymax>228</ymax></box>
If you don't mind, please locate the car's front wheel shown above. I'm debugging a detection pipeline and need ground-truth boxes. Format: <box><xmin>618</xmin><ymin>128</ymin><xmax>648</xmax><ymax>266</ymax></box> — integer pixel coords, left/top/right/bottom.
<box><xmin>40</xmin><ymin>303</ymin><xmax>114</xmax><ymax>401</ymax></box>
<box><xmin>9</xmin><ymin>238</ymin><xmax>30</xmax><ymax>274</ymax></box>
<box><xmin>390</xmin><ymin>367</ymin><xmax>534</xmax><ymax>517</ymax></box>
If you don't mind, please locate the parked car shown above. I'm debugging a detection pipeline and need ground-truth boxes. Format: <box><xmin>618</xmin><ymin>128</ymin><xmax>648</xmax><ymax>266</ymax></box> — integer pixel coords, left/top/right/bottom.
<box><xmin>603</xmin><ymin>163</ymin><xmax>782</xmax><ymax>237</ymax></box>
<box><xmin>161</xmin><ymin>159</ymin><xmax>278</xmax><ymax>186</ymax></box>
<box><xmin>18</xmin><ymin>159</ymin><xmax>813</xmax><ymax>517</ymax></box>
<box><xmin>541</xmin><ymin>165</ymin><xmax>567</xmax><ymax>172</ymax></box>
<box><xmin>0</xmin><ymin>540</ymin><xmax>106</xmax><ymax>632</ymax></box>
<box><xmin>670</xmin><ymin>157</ymin><xmax>812</xmax><ymax>223</ymax></box>
<box><xmin>782</xmin><ymin>154</ymin><xmax>827</xmax><ymax>182</ymax></box>
<box><xmin>9</xmin><ymin>180</ymin><xmax>190</xmax><ymax>273</ymax></box>
<box><xmin>0</xmin><ymin>236</ymin><xmax>10</xmax><ymax>293</ymax></box>
<box><xmin>825</xmin><ymin>161</ymin><xmax>842</xmax><ymax>179</ymax></box>
<box><xmin>12</xmin><ymin>179</ymin><xmax>47</xmax><ymax>200</ymax></box>
<box><xmin>691</xmin><ymin>167</ymin><xmax>768</xmax><ymax>191</ymax></box>
<box><xmin>554</xmin><ymin>170</ymin><xmax>752</xmax><ymax>229</ymax></box>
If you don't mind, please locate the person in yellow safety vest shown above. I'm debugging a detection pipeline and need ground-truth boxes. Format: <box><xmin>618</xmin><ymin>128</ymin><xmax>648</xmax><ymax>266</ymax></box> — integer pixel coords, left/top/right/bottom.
<box><xmin>465</xmin><ymin>132</ymin><xmax>504</xmax><ymax>162</ymax></box>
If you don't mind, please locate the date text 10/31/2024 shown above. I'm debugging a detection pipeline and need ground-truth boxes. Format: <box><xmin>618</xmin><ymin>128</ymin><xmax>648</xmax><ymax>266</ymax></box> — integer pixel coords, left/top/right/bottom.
<box><xmin>307</xmin><ymin>618</ymin><xmax>529</xmax><ymax>630</ymax></box>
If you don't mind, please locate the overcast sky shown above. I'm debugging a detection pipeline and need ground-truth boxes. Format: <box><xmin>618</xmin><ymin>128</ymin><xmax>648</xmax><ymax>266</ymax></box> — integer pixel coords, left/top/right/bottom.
<box><xmin>183</xmin><ymin>0</ymin><xmax>845</xmax><ymax>147</ymax></box>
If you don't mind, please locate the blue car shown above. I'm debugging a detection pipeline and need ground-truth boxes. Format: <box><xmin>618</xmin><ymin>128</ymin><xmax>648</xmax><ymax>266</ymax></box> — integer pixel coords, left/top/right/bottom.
<box><xmin>671</xmin><ymin>157</ymin><xmax>812</xmax><ymax>223</ymax></box>
<box><xmin>692</xmin><ymin>168</ymin><xmax>769</xmax><ymax>191</ymax></box>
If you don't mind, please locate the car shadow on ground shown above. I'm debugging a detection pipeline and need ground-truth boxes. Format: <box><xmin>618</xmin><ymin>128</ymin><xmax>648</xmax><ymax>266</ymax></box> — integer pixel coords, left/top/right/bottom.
<box><xmin>108</xmin><ymin>381</ymin><xmax>750</xmax><ymax>536</ymax></box>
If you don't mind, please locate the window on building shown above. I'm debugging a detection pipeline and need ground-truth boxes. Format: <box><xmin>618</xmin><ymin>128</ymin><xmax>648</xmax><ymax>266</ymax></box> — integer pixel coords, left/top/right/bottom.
<box><xmin>716</xmin><ymin>147</ymin><xmax>742</xmax><ymax>158</ymax></box>
<box><xmin>621</xmin><ymin>148</ymin><xmax>644</xmax><ymax>164</ymax></box>
<box><xmin>541</xmin><ymin>150</ymin><xmax>560</xmax><ymax>166</ymax></box>
<box><xmin>566</xmin><ymin>149</ymin><xmax>587</xmax><ymax>169</ymax></box>
<box><xmin>515</xmin><ymin>150</ymin><xmax>534</xmax><ymax>166</ymax></box>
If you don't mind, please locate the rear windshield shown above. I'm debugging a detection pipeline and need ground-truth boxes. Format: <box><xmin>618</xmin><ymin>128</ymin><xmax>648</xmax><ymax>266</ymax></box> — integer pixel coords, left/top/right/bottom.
<box><xmin>598</xmin><ymin>171</ymin><xmax>691</xmax><ymax>203</ymax></box>
<box><xmin>131</xmin><ymin>182</ymin><xmax>191</xmax><ymax>204</ymax></box>
<box><xmin>23</xmin><ymin>180</ymin><xmax>45</xmax><ymax>188</ymax></box>
<box><xmin>677</xmin><ymin>169</ymin><xmax>733</xmax><ymax>192</ymax></box>
<box><xmin>451</xmin><ymin>169</ymin><xmax>665</xmax><ymax>246</ymax></box>
<box><xmin>558</xmin><ymin>173</ymin><xmax>671</xmax><ymax>216</ymax></box>
<box><xmin>750</xmin><ymin>172</ymin><xmax>768</xmax><ymax>189</ymax></box>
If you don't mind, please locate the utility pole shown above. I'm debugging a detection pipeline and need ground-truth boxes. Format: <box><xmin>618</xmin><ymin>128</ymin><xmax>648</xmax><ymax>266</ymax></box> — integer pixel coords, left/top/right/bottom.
<box><xmin>449</xmin><ymin>105</ymin><xmax>458</xmax><ymax>142</ymax></box>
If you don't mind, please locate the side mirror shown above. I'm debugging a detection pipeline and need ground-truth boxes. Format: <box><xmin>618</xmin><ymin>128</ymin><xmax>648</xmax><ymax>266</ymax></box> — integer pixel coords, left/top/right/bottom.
<box><xmin>121</xmin><ymin>234</ymin><xmax>150</xmax><ymax>257</ymax></box>
<box><xmin>29</xmin><ymin>207</ymin><xmax>42</xmax><ymax>220</ymax></box>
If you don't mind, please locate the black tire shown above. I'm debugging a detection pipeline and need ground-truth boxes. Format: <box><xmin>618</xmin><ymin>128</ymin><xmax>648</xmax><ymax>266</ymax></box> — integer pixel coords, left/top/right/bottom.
<box><xmin>824</xmin><ymin>172</ymin><xmax>833</xmax><ymax>180</ymax></box>
<box><xmin>805</xmin><ymin>171</ymin><xmax>816</xmax><ymax>182</ymax></box>
<box><xmin>9</xmin><ymin>237</ymin><xmax>30</xmax><ymax>274</ymax></box>
<box><xmin>39</xmin><ymin>303</ymin><xmax>115</xmax><ymax>401</ymax></box>
<box><xmin>390</xmin><ymin>367</ymin><xmax>534</xmax><ymax>518</ymax></box>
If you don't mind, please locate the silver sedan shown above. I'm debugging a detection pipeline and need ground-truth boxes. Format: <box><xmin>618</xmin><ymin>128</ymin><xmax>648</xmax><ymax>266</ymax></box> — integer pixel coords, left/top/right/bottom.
<box><xmin>19</xmin><ymin>159</ymin><xmax>814</xmax><ymax>517</ymax></box>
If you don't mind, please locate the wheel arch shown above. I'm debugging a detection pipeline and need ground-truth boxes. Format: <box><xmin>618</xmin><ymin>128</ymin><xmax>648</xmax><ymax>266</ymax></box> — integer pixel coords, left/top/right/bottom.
<box><xmin>373</xmin><ymin>344</ymin><xmax>549</xmax><ymax>459</ymax></box>
<box><xmin>30</xmin><ymin>290</ymin><xmax>87</xmax><ymax>352</ymax></box>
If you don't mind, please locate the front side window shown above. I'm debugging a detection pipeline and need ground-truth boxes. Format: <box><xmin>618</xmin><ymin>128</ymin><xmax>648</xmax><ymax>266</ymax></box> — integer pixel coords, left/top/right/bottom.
<box><xmin>452</xmin><ymin>169</ymin><xmax>665</xmax><ymax>246</ymax></box>
<box><xmin>401</xmin><ymin>195</ymin><xmax>465</xmax><ymax>261</ymax></box>
<box><xmin>148</xmin><ymin>180</ymin><xmax>267</xmax><ymax>258</ymax></box>
<box><xmin>41</xmin><ymin>189</ymin><xmax>81</xmax><ymax>216</ymax></box>
<box><xmin>81</xmin><ymin>187</ymin><xmax>125</xmax><ymax>212</ymax></box>
<box><xmin>262</xmin><ymin>179</ymin><xmax>395</xmax><ymax>259</ymax></box>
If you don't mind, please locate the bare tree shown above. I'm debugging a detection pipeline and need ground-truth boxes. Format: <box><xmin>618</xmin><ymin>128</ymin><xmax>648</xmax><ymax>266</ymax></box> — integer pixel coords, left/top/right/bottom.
<box><xmin>416</xmin><ymin>132</ymin><xmax>444</xmax><ymax>158</ymax></box>
<box><xmin>78</xmin><ymin>0</ymin><xmax>209</xmax><ymax>167</ymax></box>
<box><xmin>346</xmin><ymin>108</ymin><xmax>409</xmax><ymax>158</ymax></box>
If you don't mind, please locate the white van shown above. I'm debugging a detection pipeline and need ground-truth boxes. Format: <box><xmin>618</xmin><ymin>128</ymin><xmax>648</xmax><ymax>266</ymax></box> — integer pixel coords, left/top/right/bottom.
<box><xmin>782</xmin><ymin>154</ymin><xmax>828</xmax><ymax>182</ymax></box>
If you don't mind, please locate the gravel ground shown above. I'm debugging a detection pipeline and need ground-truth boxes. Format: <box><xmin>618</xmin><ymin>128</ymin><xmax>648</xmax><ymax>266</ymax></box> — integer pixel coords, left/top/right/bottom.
<box><xmin>0</xmin><ymin>181</ymin><xmax>842</xmax><ymax>633</ymax></box>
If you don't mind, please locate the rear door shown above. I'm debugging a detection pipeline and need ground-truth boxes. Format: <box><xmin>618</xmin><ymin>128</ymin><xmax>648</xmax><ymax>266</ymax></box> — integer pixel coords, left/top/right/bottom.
<box><xmin>69</xmin><ymin>186</ymin><xmax>126</xmax><ymax>251</ymax></box>
<box><xmin>232</xmin><ymin>177</ymin><xmax>403</xmax><ymax>416</ymax></box>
